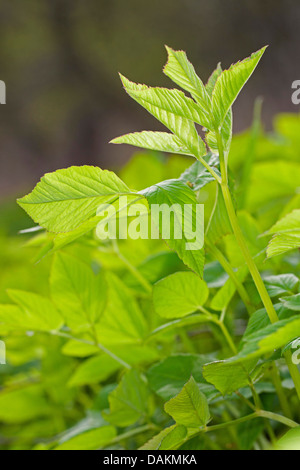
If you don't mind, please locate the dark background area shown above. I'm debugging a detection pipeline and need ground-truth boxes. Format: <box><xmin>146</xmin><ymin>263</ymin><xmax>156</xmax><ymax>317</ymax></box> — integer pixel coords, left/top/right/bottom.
<box><xmin>0</xmin><ymin>0</ymin><xmax>299</xmax><ymax>198</ymax></box>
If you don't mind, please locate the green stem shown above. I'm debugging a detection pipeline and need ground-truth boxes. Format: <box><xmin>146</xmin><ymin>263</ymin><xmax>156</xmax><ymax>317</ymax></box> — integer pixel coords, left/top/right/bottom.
<box><xmin>216</xmin><ymin>129</ymin><xmax>300</xmax><ymax>400</ymax></box>
<box><xmin>110</xmin><ymin>424</ymin><xmax>156</xmax><ymax>445</ymax></box>
<box><xmin>215</xmin><ymin>319</ymin><xmax>238</xmax><ymax>355</ymax></box>
<box><xmin>197</xmin><ymin>306</ymin><xmax>237</xmax><ymax>355</ymax></box>
<box><xmin>112</xmin><ymin>239</ymin><xmax>152</xmax><ymax>294</ymax></box>
<box><xmin>206</xmin><ymin>411</ymin><xmax>298</xmax><ymax>434</ymax></box>
<box><xmin>221</xmin><ymin>183</ymin><xmax>278</xmax><ymax>323</ymax></box>
<box><xmin>206</xmin><ymin>241</ymin><xmax>254</xmax><ymax>315</ymax></box>
<box><xmin>250</xmin><ymin>381</ymin><xmax>276</xmax><ymax>444</ymax></box>
<box><xmin>197</xmin><ymin>155</ymin><xmax>222</xmax><ymax>184</ymax></box>
<box><xmin>51</xmin><ymin>330</ymin><xmax>131</xmax><ymax>370</ymax></box>
<box><xmin>270</xmin><ymin>364</ymin><xmax>293</xmax><ymax>419</ymax></box>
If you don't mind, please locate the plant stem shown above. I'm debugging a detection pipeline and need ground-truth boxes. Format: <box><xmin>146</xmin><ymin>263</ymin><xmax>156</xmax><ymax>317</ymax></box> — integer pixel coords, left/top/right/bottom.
<box><xmin>206</xmin><ymin>241</ymin><xmax>254</xmax><ymax>315</ymax></box>
<box><xmin>204</xmin><ymin>410</ymin><xmax>298</xmax><ymax>435</ymax></box>
<box><xmin>110</xmin><ymin>424</ymin><xmax>156</xmax><ymax>446</ymax></box>
<box><xmin>270</xmin><ymin>364</ymin><xmax>293</xmax><ymax>419</ymax></box>
<box><xmin>112</xmin><ymin>239</ymin><xmax>152</xmax><ymax>294</ymax></box>
<box><xmin>250</xmin><ymin>381</ymin><xmax>276</xmax><ymax>444</ymax></box>
<box><xmin>215</xmin><ymin>129</ymin><xmax>300</xmax><ymax>400</ymax></box>
<box><xmin>197</xmin><ymin>306</ymin><xmax>237</xmax><ymax>355</ymax></box>
<box><xmin>221</xmin><ymin>183</ymin><xmax>278</xmax><ymax>323</ymax></box>
<box><xmin>197</xmin><ymin>155</ymin><xmax>222</xmax><ymax>183</ymax></box>
<box><xmin>50</xmin><ymin>330</ymin><xmax>131</xmax><ymax>370</ymax></box>
<box><xmin>216</xmin><ymin>319</ymin><xmax>238</xmax><ymax>355</ymax></box>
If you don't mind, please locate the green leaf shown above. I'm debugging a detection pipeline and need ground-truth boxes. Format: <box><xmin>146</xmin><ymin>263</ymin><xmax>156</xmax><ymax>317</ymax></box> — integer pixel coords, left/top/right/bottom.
<box><xmin>159</xmin><ymin>425</ymin><xmax>188</xmax><ymax>450</ymax></box>
<box><xmin>267</xmin><ymin>210</ymin><xmax>300</xmax><ymax>258</ymax></box>
<box><xmin>237</xmin><ymin>419</ymin><xmax>265</xmax><ymax>450</ymax></box>
<box><xmin>273</xmin><ymin>427</ymin><xmax>300</xmax><ymax>450</ymax></box>
<box><xmin>0</xmin><ymin>384</ymin><xmax>52</xmax><ymax>423</ymax></box>
<box><xmin>282</xmin><ymin>338</ymin><xmax>300</xmax><ymax>355</ymax></box>
<box><xmin>55</xmin><ymin>426</ymin><xmax>116</xmax><ymax>450</ymax></box>
<box><xmin>263</xmin><ymin>274</ymin><xmax>299</xmax><ymax>298</ymax></box>
<box><xmin>203</xmin><ymin>360</ymin><xmax>257</xmax><ymax>396</ymax></box>
<box><xmin>147</xmin><ymin>354</ymin><xmax>215</xmax><ymax>401</ymax></box>
<box><xmin>95</xmin><ymin>272</ymin><xmax>147</xmax><ymax>345</ymax></box>
<box><xmin>140</xmin><ymin>179</ymin><xmax>205</xmax><ymax>277</ymax></box>
<box><xmin>18</xmin><ymin>166</ymin><xmax>132</xmax><ymax>233</ymax></box>
<box><xmin>50</xmin><ymin>252</ymin><xmax>107</xmax><ymax>332</ymax></box>
<box><xmin>148</xmin><ymin>313</ymin><xmax>213</xmax><ymax>340</ymax></box>
<box><xmin>281</xmin><ymin>294</ymin><xmax>300</xmax><ymax>311</ymax></box>
<box><xmin>164</xmin><ymin>376</ymin><xmax>210</xmax><ymax>428</ymax></box>
<box><xmin>243</xmin><ymin>303</ymin><xmax>293</xmax><ymax>341</ymax></box>
<box><xmin>205</xmin><ymin>63</ymin><xmax>222</xmax><ymax>97</ymax></box>
<box><xmin>212</xmin><ymin>47</ymin><xmax>267</xmax><ymax>127</ymax></box>
<box><xmin>3</xmin><ymin>290</ymin><xmax>63</xmax><ymax>332</ymax></box>
<box><xmin>120</xmin><ymin>75</ymin><xmax>206</xmax><ymax>157</ymax></box>
<box><xmin>163</xmin><ymin>46</ymin><xmax>212</xmax><ymax>117</ymax></box>
<box><xmin>140</xmin><ymin>425</ymin><xmax>195</xmax><ymax>451</ymax></box>
<box><xmin>103</xmin><ymin>370</ymin><xmax>150</xmax><ymax>427</ymax></box>
<box><xmin>140</xmin><ymin>425</ymin><xmax>177</xmax><ymax>450</ymax></box>
<box><xmin>206</xmin><ymin>317</ymin><xmax>300</xmax><ymax>376</ymax></box>
<box><xmin>62</xmin><ymin>340</ymin><xmax>99</xmax><ymax>358</ymax></box>
<box><xmin>206</xmin><ymin>109</ymin><xmax>233</xmax><ymax>153</ymax></box>
<box><xmin>206</xmin><ymin>185</ymin><xmax>232</xmax><ymax>245</ymax></box>
<box><xmin>68</xmin><ymin>354</ymin><xmax>121</xmax><ymax>387</ymax></box>
<box><xmin>111</xmin><ymin>131</ymin><xmax>194</xmax><ymax>156</ymax></box>
<box><xmin>153</xmin><ymin>272</ymin><xmax>209</xmax><ymax>319</ymax></box>
<box><xmin>179</xmin><ymin>154</ymin><xmax>220</xmax><ymax>190</ymax></box>
<box><xmin>210</xmin><ymin>266</ymin><xmax>248</xmax><ymax>311</ymax></box>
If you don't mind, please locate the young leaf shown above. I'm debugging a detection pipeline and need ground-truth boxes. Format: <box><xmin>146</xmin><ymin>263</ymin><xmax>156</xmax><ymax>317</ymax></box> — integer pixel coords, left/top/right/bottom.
<box><xmin>18</xmin><ymin>166</ymin><xmax>132</xmax><ymax>233</ymax></box>
<box><xmin>205</xmin><ymin>63</ymin><xmax>222</xmax><ymax>97</ymax></box>
<box><xmin>163</xmin><ymin>46</ymin><xmax>212</xmax><ymax>117</ymax></box>
<box><xmin>164</xmin><ymin>376</ymin><xmax>210</xmax><ymax>428</ymax></box>
<box><xmin>212</xmin><ymin>47</ymin><xmax>267</xmax><ymax>127</ymax></box>
<box><xmin>50</xmin><ymin>252</ymin><xmax>107</xmax><ymax>332</ymax></box>
<box><xmin>111</xmin><ymin>131</ymin><xmax>194</xmax><ymax>156</ymax></box>
<box><xmin>119</xmin><ymin>75</ymin><xmax>206</xmax><ymax>157</ymax></box>
<box><xmin>153</xmin><ymin>272</ymin><xmax>209</xmax><ymax>319</ymax></box>
<box><xmin>206</xmin><ymin>108</ymin><xmax>233</xmax><ymax>153</ymax></box>
<box><xmin>140</xmin><ymin>179</ymin><xmax>205</xmax><ymax>277</ymax></box>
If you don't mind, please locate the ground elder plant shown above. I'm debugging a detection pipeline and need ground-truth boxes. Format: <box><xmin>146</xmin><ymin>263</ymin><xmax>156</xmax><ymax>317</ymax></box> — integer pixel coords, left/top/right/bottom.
<box><xmin>1</xmin><ymin>46</ymin><xmax>300</xmax><ymax>450</ymax></box>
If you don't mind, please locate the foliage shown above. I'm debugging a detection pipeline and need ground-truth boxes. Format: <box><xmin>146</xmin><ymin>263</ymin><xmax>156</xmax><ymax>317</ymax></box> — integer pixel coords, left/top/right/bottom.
<box><xmin>1</xmin><ymin>46</ymin><xmax>300</xmax><ymax>450</ymax></box>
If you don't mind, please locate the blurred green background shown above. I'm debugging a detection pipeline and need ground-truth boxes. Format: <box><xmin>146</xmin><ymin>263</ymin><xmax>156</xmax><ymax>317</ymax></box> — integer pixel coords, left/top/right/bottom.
<box><xmin>0</xmin><ymin>0</ymin><xmax>299</xmax><ymax>199</ymax></box>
